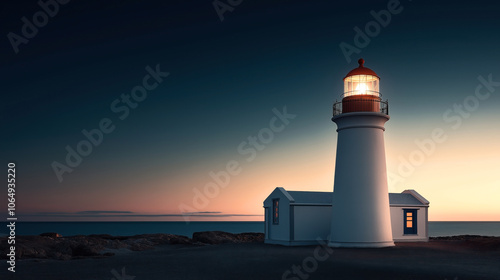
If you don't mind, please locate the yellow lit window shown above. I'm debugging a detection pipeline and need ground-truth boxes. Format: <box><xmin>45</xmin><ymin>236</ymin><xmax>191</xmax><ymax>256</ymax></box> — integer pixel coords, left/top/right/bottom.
<box><xmin>272</xmin><ymin>199</ymin><xmax>279</xmax><ymax>225</ymax></box>
<box><xmin>404</xmin><ymin>209</ymin><xmax>417</xmax><ymax>234</ymax></box>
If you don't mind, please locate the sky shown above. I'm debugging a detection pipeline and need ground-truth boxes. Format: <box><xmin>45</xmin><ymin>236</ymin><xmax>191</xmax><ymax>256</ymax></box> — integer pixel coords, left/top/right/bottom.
<box><xmin>1</xmin><ymin>0</ymin><xmax>499</xmax><ymax>222</ymax></box>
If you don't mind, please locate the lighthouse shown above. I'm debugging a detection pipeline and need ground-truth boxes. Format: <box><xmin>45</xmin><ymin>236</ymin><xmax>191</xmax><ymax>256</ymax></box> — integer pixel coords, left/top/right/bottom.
<box><xmin>328</xmin><ymin>59</ymin><xmax>395</xmax><ymax>248</ymax></box>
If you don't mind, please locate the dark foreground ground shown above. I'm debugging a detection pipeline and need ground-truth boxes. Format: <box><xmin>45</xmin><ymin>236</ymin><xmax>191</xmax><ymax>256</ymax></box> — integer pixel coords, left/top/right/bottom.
<box><xmin>1</xmin><ymin>234</ymin><xmax>499</xmax><ymax>280</ymax></box>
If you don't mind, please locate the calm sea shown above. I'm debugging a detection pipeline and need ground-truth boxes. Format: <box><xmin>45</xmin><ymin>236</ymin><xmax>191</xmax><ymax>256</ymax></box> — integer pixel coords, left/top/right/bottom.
<box><xmin>2</xmin><ymin>221</ymin><xmax>500</xmax><ymax>238</ymax></box>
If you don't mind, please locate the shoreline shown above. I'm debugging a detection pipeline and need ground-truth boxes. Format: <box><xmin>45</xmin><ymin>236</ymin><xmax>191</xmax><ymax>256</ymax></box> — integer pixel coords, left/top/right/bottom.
<box><xmin>4</xmin><ymin>221</ymin><xmax>499</xmax><ymax>239</ymax></box>
<box><xmin>1</xmin><ymin>232</ymin><xmax>500</xmax><ymax>261</ymax></box>
<box><xmin>1</xmin><ymin>233</ymin><xmax>499</xmax><ymax>279</ymax></box>
<box><xmin>0</xmin><ymin>231</ymin><xmax>265</xmax><ymax>261</ymax></box>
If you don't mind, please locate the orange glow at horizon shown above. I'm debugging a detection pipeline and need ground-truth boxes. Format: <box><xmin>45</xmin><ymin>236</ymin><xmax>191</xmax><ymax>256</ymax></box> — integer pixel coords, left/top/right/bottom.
<box><xmin>14</xmin><ymin>113</ymin><xmax>500</xmax><ymax>222</ymax></box>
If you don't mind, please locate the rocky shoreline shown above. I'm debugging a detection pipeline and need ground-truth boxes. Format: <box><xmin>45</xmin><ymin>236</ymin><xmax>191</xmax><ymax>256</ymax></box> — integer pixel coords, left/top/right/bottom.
<box><xmin>0</xmin><ymin>231</ymin><xmax>264</xmax><ymax>260</ymax></box>
<box><xmin>2</xmin><ymin>233</ymin><xmax>500</xmax><ymax>279</ymax></box>
<box><xmin>2</xmin><ymin>232</ymin><xmax>499</xmax><ymax>261</ymax></box>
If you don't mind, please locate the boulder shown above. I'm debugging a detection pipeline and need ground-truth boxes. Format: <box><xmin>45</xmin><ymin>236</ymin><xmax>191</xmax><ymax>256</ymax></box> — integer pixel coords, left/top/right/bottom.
<box><xmin>40</xmin><ymin>232</ymin><xmax>62</xmax><ymax>238</ymax></box>
<box><xmin>71</xmin><ymin>244</ymin><xmax>101</xmax><ymax>257</ymax></box>
<box><xmin>192</xmin><ymin>231</ymin><xmax>264</xmax><ymax>244</ymax></box>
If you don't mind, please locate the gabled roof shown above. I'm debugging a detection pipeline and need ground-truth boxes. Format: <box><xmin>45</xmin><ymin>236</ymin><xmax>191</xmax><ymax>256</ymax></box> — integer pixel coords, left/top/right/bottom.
<box><xmin>287</xmin><ymin>191</ymin><xmax>333</xmax><ymax>204</ymax></box>
<box><xmin>277</xmin><ymin>187</ymin><xmax>295</xmax><ymax>201</ymax></box>
<box><xmin>263</xmin><ymin>187</ymin><xmax>295</xmax><ymax>205</ymax></box>
<box><xmin>402</xmin><ymin>189</ymin><xmax>430</xmax><ymax>205</ymax></box>
<box><xmin>265</xmin><ymin>188</ymin><xmax>429</xmax><ymax>207</ymax></box>
<box><xmin>389</xmin><ymin>193</ymin><xmax>428</xmax><ymax>206</ymax></box>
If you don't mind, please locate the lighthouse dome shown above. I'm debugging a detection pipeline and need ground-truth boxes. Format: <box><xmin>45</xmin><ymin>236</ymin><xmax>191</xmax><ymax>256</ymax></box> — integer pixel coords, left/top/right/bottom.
<box><xmin>344</xmin><ymin>58</ymin><xmax>379</xmax><ymax>79</ymax></box>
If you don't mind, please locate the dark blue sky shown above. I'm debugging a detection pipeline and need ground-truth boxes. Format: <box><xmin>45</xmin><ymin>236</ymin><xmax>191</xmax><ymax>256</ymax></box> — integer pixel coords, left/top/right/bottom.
<box><xmin>1</xmin><ymin>0</ymin><xmax>500</xmax><ymax>221</ymax></box>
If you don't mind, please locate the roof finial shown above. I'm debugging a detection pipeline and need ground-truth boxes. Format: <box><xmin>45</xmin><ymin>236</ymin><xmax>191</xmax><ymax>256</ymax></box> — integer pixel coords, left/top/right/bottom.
<box><xmin>358</xmin><ymin>58</ymin><xmax>365</xmax><ymax>67</ymax></box>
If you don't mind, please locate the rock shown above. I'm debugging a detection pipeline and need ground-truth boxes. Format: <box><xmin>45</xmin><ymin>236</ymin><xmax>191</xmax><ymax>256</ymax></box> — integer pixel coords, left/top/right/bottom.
<box><xmin>430</xmin><ymin>235</ymin><xmax>483</xmax><ymax>241</ymax></box>
<box><xmin>236</xmin><ymin>232</ymin><xmax>265</xmax><ymax>243</ymax></box>
<box><xmin>40</xmin><ymin>232</ymin><xmax>62</xmax><ymax>238</ymax></box>
<box><xmin>192</xmin><ymin>231</ymin><xmax>264</xmax><ymax>244</ymax></box>
<box><xmin>0</xmin><ymin>231</ymin><xmax>263</xmax><ymax>260</ymax></box>
<box><xmin>129</xmin><ymin>243</ymin><xmax>155</xmax><ymax>251</ymax></box>
<box><xmin>130</xmin><ymin>234</ymin><xmax>193</xmax><ymax>245</ymax></box>
<box><xmin>169</xmin><ymin>235</ymin><xmax>193</xmax><ymax>245</ymax></box>
<box><xmin>17</xmin><ymin>244</ymin><xmax>48</xmax><ymax>259</ymax></box>
<box><xmin>50</xmin><ymin>241</ymin><xmax>73</xmax><ymax>259</ymax></box>
<box><xmin>71</xmin><ymin>244</ymin><xmax>101</xmax><ymax>257</ymax></box>
<box><xmin>192</xmin><ymin>231</ymin><xmax>229</xmax><ymax>244</ymax></box>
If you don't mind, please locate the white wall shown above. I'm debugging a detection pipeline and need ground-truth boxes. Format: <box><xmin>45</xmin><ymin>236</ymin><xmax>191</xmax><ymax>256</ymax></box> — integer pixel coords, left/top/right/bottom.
<box><xmin>268</xmin><ymin>204</ymin><xmax>290</xmax><ymax>241</ymax></box>
<box><xmin>293</xmin><ymin>206</ymin><xmax>331</xmax><ymax>241</ymax></box>
<box><xmin>264</xmin><ymin>208</ymin><xmax>268</xmax><ymax>238</ymax></box>
<box><xmin>390</xmin><ymin>206</ymin><xmax>428</xmax><ymax>241</ymax></box>
<box><xmin>264</xmin><ymin>190</ymin><xmax>291</xmax><ymax>241</ymax></box>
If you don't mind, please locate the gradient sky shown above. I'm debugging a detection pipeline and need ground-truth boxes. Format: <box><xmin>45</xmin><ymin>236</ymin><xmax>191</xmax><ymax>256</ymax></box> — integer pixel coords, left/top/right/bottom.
<box><xmin>1</xmin><ymin>0</ymin><xmax>499</xmax><ymax>221</ymax></box>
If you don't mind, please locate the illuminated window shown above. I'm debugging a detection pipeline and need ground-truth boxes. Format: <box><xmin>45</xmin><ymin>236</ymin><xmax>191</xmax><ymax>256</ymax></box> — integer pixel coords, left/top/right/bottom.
<box><xmin>272</xmin><ymin>199</ymin><xmax>279</xmax><ymax>225</ymax></box>
<box><xmin>404</xmin><ymin>209</ymin><xmax>417</xmax><ymax>235</ymax></box>
<box><xmin>343</xmin><ymin>75</ymin><xmax>380</xmax><ymax>98</ymax></box>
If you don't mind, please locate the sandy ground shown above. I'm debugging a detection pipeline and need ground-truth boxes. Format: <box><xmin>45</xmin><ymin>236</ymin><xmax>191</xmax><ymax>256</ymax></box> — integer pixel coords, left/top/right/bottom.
<box><xmin>2</xmin><ymin>239</ymin><xmax>500</xmax><ymax>280</ymax></box>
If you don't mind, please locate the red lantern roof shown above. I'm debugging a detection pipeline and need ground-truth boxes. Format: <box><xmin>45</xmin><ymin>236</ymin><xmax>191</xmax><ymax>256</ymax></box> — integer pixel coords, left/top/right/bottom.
<box><xmin>344</xmin><ymin>58</ymin><xmax>379</xmax><ymax>79</ymax></box>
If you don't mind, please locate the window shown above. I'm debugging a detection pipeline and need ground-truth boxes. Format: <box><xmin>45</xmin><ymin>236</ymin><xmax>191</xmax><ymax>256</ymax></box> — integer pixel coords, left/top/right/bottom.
<box><xmin>272</xmin><ymin>199</ymin><xmax>279</xmax><ymax>225</ymax></box>
<box><xmin>404</xmin><ymin>209</ymin><xmax>418</xmax><ymax>235</ymax></box>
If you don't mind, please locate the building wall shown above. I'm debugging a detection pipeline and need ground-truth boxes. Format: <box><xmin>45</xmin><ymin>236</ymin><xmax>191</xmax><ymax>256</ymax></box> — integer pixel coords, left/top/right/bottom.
<box><xmin>390</xmin><ymin>206</ymin><xmax>428</xmax><ymax>241</ymax></box>
<box><xmin>264</xmin><ymin>190</ymin><xmax>291</xmax><ymax>241</ymax></box>
<box><xmin>264</xmin><ymin>189</ymin><xmax>429</xmax><ymax>245</ymax></box>
<box><xmin>268</xmin><ymin>203</ymin><xmax>290</xmax><ymax>241</ymax></box>
<box><xmin>264</xmin><ymin>207</ymin><xmax>269</xmax><ymax>238</ymax></box>
<box><xmin>293</xmin><ymin>205</ymin><xmax>331</xmax><ymax>241</ymax></box>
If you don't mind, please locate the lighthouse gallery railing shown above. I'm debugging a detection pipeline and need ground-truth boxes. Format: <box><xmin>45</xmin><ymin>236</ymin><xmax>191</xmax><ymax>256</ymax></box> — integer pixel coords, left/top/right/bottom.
<box><xmin>333</xmin><ymin>99</ymin><xmax>389</xmax><ymax>116</ymax></box>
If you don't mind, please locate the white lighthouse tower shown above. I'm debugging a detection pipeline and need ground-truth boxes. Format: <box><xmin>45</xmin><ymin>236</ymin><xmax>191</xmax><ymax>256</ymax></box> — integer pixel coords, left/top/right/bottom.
<box><xmin>328</xmin><ymin>59</ymin><xmax>394</xmax><ymax>248</ymax></box>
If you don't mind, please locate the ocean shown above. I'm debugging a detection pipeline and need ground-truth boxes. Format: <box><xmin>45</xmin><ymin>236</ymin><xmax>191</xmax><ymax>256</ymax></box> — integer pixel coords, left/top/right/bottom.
<box><xmin>2</xmin><ymin>221</ymin><xmax>500</xmax><ymax>238</ymax></box>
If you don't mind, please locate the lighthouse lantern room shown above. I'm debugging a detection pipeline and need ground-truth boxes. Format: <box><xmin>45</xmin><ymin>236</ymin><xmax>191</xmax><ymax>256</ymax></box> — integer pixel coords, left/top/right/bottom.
<box><xmin>334</xmin><ymin>59</ymin><xmax>387</xmax><ymax>115</ymax></box>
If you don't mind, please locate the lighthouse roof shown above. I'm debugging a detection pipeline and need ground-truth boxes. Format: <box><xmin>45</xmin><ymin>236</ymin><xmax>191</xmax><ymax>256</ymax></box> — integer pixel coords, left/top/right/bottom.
<box><xmin>344</xmin><ymin>58</ymin><xmax>379</xmax><ymax>79</ymax></box>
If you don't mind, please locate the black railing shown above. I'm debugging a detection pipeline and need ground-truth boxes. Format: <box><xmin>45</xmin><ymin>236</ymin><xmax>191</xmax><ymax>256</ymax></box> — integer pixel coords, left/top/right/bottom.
<box><xmin>333</xmin><ymin>99</ymin><xmax>389</xmax><ymax>116</ymax></box>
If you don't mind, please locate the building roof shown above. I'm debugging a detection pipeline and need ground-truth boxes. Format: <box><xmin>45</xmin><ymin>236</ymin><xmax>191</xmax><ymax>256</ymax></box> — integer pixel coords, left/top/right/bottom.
<box><xmin>266</xmin><ymin>188</ymin><xmax>429</xmax><ymax>207</ymax></box>
<box><xmin>389</xmin><ymin>193</ymin><xmax>428</xmax><ymax>206</ymax></box>
<box><xmin>287</xmin><ymin>191</ymin><xmax>333</xmax><ymax>204</ymax></box>
<box><xmin>402</xmin><ymin>189</ymin><xmax>430</xmax><ymax>205</ymax></box>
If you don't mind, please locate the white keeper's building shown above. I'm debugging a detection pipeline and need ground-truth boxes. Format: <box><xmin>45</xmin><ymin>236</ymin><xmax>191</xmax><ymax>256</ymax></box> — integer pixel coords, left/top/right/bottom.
<box><xmin>263</xmin><ymin>187</ymin><xmax>429</xmax><ymax>246</ymax></box>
